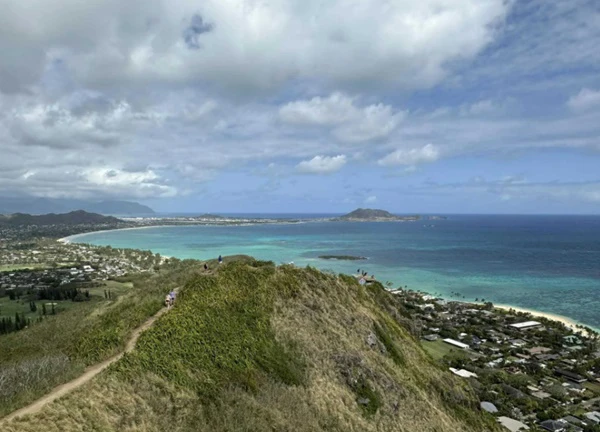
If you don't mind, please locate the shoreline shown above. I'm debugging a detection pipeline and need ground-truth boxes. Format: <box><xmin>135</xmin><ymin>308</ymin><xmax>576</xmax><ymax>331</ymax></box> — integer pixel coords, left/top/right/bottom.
<box><xmin>58</xmin><ymin>226</ymin><xmax>599</xmax><ymax>336</ymax></box>
<box><xmin>493</xmin><ymin>304</ymin><xmax>597</xmax><ymax>336</ymax></box>
<box><xmin>58</xmin><ymin>225</ymin><xmax>175</xmax><ymax>244</ymax></box>
<box><xmin>58</xmin><ymin>219</ymin><xmax>319</xmax><ymax>244</ymax></box>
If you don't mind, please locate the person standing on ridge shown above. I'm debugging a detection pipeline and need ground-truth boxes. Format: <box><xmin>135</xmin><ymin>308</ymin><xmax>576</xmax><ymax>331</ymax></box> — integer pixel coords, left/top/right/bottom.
<box><xmin>170</xmin><ymin>290</ymin><xmax>176</xmax><ymax>304</ymax></box>
<box><xmin>218</xmin><ymin>255</ymin><xmax>223</xmax><ymax>264</ymax></box>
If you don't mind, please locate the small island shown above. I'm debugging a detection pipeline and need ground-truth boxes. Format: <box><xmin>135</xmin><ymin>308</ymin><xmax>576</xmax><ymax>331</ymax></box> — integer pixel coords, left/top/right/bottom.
<box><xmin>333</xmin><ymin>208</ymin><xmax>420</xmax><ymax>222</ymax></box>
<box><xmin>318</xmin><ymin>255</ymin><xmax>367</xmax><ymax>261</ymax></box>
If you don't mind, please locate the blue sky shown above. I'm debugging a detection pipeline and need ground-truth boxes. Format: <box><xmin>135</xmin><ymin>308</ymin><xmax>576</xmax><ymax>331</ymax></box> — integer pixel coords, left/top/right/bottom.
<box><xmin>1</xmin><ymin>0</ymin><xmax>599</xmax><ymax>214</ymax></box>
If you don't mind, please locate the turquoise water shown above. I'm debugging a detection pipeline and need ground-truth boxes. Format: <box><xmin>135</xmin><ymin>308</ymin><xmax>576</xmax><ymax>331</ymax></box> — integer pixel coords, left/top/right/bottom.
<box><xmin>70</xmin><ymin>215</ymin><xmax>600</xmax><ymax>329</ymax></box>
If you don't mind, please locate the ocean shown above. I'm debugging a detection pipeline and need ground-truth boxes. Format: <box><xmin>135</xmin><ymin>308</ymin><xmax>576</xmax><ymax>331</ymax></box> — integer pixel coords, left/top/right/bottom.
<box><xmin>70</xmin><ymin>215</ymin><xmax>600</xmax><ymax>329</ymax></box>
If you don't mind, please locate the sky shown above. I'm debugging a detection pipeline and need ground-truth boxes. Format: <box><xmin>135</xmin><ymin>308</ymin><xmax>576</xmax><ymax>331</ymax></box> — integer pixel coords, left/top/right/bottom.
<box><xmin>1</xmin><ymin>0</ymin><xmax>599</xmax><ymax>214</ymax></box>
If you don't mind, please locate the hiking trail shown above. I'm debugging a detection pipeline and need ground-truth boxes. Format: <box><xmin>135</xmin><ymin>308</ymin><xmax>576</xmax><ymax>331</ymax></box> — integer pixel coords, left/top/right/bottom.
<box><xmin>1</xmin><ymin>295</ymin><xmax>177</xmax><ymax>424</ymax></box>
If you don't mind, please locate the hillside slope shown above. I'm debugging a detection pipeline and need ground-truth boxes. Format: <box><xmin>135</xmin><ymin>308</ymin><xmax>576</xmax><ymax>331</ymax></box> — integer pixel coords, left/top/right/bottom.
<box><xmin>4</xmin><ymin>260</ymin><xmax>500</xmax><ymax>432</ymax></box>
<box><xmin>0</xmin><ymin>210</ymin><xmax>121</xmax><ymax>226</ymax></box>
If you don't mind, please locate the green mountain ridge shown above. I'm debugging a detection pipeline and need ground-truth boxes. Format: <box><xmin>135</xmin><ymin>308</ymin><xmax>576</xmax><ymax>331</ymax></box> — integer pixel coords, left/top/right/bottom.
<box><xmin>3</xmin><ymin>258</ymin><xmax>499</xmax><ymax>431</ymax></box>
<box><xmin>0</xmin><ymin>210</ymin><xmax>122</xmax><ymax>226</ymax></box>
<box><xmin>0</xmin><ymin>197</ymin><xmax>154</xmax><ymax>215</ymax></box>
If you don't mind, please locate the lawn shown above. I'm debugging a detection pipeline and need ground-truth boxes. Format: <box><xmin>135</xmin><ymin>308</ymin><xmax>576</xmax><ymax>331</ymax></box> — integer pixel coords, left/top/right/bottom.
<box><xmin>421</xmin><ymin>339</ymin><xmax>460</xmax><ymax>360</ymax></box>
<box><xmin>584</xmin><ymin>381</ymin><xmax>600</xmax><ymax>395</ymax></box>
<box><xmin>0</xmin><ymin>264</ymin><xmax>52</xmax><ymax>272</ymax></box>
<box><xmin>0</xmin><ymin>281</ymin><xmax>134</xmax><ymax>321</ymax></box>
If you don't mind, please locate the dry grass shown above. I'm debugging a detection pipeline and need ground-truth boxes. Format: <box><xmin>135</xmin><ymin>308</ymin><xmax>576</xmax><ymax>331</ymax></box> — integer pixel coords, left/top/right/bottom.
<box><xmin>3</xmin><ymin>261</ymin><xmax>501</xmax><ymax>432</ymax></box>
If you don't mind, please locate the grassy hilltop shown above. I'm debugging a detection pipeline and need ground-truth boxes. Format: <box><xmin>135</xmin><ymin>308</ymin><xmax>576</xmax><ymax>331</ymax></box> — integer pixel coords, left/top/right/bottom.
<box><xmin>3</xmin><ymin>258</ymin><xmax>500</xmax><ymax>432</ymax></box>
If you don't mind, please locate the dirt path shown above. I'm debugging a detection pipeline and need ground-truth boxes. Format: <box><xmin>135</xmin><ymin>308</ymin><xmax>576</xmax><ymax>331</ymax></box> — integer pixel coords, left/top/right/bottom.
<box><xmin>2</xmin><ymin>299</ymin><xmax>175</xmax><ymax>424</ymax></box>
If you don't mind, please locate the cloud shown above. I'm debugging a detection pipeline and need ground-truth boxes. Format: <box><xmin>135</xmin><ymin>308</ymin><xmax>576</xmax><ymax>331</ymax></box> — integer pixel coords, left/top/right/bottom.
<box><xmin>280</xmin><ymin>93</ymin><xmax>405</xmax><ymax>143</ymax></box>
<box><xmin>415</xmin><ymin>177</ymin><xmax>600</xmax><ymax>204</ymax></box>
<box><xmin>0</xmin><ymin>167</ymin><xmax>176</xmax><ymax>200</ymax></box>
<box><xmin>365</xmin><ymin>195</ymin><xmax>377</xmax><ymax>204</ymax></box>
<box><xmin>378</xmin><ymin>144</ymin><xmax>441</xmax><ymax>166</ymax></box>
<box><xmin>0</xmin><ymin>0</ymin><xmax>510</xmax><ymax>94</ymax></box>
<box><xmin>296</xmin><ymin>155</ymin><xmax>347</xmax><ymax>174</ymax></box>
<box><xmin>279</xmin><ymin>93</ymin><xmax>357</xmax><ymax>126</ymax></box>
<box><xmin>568</xmin><ymin>88</ymin><xmax>600</xmax><ymax>112</ymax></box>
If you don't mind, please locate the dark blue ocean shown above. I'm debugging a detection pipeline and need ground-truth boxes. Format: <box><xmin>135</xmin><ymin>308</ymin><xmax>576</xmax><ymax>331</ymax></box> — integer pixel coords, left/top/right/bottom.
<box><xmin>71</xmin><ymin>215</ymin><xmax>600</xmax><ymax>329</ymax></box>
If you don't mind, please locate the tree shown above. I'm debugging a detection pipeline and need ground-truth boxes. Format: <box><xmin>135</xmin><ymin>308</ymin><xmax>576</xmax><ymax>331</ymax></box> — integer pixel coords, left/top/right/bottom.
<box><xmin>42</xmin><ymin>303</ymin><xmax>47</xmax><ymax>316</ymax></box>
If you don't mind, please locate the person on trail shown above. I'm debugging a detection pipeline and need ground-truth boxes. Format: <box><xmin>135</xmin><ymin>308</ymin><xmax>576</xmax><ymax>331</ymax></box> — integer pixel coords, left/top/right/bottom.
<box><xmin>170</xmin><ymin>290</ymin><xmax>176</xmax><ymax>304</ymax></box>
<box><xmin>204</xmin><ymin>263</ymin><xmax>209</xmax><ymax>271</ymax></box>
<box><xmin>218</xmin><ymin>255</ymin><xmax>223</xmax><ymax>264</ymax></box>
<box><xmin>165</xmin><ymin>294</ymin><xmax>172</xmax><ymax>309</ymax></box>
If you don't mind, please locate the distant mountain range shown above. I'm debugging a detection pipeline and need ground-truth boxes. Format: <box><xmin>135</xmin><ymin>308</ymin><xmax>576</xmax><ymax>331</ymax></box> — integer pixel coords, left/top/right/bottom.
<box><xmin>0</xmin><ymin>197</ymin><xmax>154</xmax><ymax>215</ymax></box>
<box><xmin>337</xmin><ymin>208</ymin><xmax>420</xmax><ymax>221</ymax></box>
<box><xmin>0</xmin><ymin>210</ymin><xmax>122</xmax><ymax>226</ymax></box>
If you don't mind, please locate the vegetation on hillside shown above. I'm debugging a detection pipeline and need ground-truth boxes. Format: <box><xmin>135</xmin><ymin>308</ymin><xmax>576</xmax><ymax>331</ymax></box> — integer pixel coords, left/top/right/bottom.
<box><xmin>0</xmin><ymin>259</ymin><xmax>197</xmax><ymax>417</ymax></box>
<box><xmin>3</xmin><ymin>259</ymin><xmax>500</xmax><ymax>431</ymax></box>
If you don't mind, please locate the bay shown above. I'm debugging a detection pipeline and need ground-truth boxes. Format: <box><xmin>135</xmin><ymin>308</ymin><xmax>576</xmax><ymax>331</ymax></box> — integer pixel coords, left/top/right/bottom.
<box><xmin>70</xmin><ymin>215</ymin><xmax>600</xmax><ymax>329</ymax></box>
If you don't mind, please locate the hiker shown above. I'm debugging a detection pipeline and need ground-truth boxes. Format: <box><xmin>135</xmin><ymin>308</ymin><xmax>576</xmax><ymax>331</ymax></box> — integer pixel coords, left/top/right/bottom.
<box><xmin>204</xmin><ymin>263</ymin><xmax>208</xmax><ymax>271</ymax></box>
<box><xmin>165</xmin><ymin>294</ymin><xmax>172</xmax><ymax>309</ymax></box>
<box><xmin>218</xmin><ymin>255</ymin><xmax>223</xmax><ymax>264</ymax></box>
<box><xmin>170</xmin><ymin>290</ymin><xmax>176</xmax><ymax>304</ymax></box>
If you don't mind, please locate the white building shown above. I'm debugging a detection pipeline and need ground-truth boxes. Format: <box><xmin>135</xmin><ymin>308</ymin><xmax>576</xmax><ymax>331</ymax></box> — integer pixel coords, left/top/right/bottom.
<box><xmin>442</xmin><ymin>338</ymin><xmax>469</xmax><ymax>349</ymax></box>
<box><xmin>509</xmin><ymin>321</ymin><xmax>542</xmax><ymax>330</ymax></box>
<box><xmin>449</xmin><ymin>368</ymin><xmax>478</xmax><ymax>378</ymax></box>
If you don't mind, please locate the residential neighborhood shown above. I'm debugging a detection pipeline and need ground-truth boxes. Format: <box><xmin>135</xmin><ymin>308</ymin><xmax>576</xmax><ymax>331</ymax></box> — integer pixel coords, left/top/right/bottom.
<box><xmin>391</xmin><ymin>288</ymin><xmax>600</xmax><ymax>432</ymax></box>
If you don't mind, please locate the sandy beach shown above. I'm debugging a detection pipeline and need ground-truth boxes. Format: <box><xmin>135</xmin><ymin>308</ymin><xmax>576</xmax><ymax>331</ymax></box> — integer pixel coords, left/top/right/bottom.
<box><xmin>58</xmin><ymin>225</ymin><xmax>174</xmax><ymax>244</ymax></box>
<box><xmin>494</xmin><ymin>304</ymin><xmax>595</xmax><ymax>336</ymax></box>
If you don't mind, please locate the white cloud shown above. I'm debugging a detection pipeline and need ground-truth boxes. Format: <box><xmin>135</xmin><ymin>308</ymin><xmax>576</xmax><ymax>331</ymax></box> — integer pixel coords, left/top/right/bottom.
<box><xmin>365</xmin><ymin>195</ymin><xmax>377</xmax><ymax>204</ymax></box>
<box><xmin>0</xmin><ymin>167</ymin><xmax>176</xmax><ymax>200</ymax></box>
<box><xmin>0</xmin><ymin>0</ymin><xmax>511</xmax><ymax>94</ymax></box>
<box><xmin>280</xmin><ymin>93</ymin><xmax>405</xmax><ymax>143</ymax></box>
<box><xmin>568</xmin><ymin>88</ymin><xmax>600</xmax><ymax>112</ymax></box>
<box><xmin>415</xmin><ymin>177</ymin><xmax>600</xmax><ymax>204</ymax></box>
<box><xmin>279</xmin><ymin>93</ymin><xmax>357</xmax><ymax>126</ymax></box>
<box><xmin>460</xmin><ymin>99</ymin><xmax>497</xmax><ymax>116</ymax></box>
<box><xmin>296</xmin><ymin>155</ymin><xmax>347</xmax><ymax>174</ymax></box>
<box><xmin>378</xmin><ymin>144</ymin><xmax>441</xmax><ymax>166</ymax></box>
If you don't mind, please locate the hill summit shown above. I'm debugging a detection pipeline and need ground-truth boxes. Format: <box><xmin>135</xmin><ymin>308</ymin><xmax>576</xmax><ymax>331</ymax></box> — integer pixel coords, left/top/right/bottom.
<box><xmin>3</xmin><ymin>259</ymin><xmax>499</xmax><ymax>431</ymax></box>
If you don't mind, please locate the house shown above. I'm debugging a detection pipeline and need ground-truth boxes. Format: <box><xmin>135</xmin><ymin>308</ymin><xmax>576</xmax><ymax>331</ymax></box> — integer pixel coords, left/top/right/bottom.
<box><xmin>510</xmin><ymin>321</ymin><xmax>542</xmax><ymax>330</ymax></box>
<box><xmin>539</xmin><ymin>419</ymin><xmax>570</xmax><ymax>432</ymax></box>
<box><xmin>442</xmin><ymin>338</ymin><xmax>469</xmax><ymax>350</ymax></box>
<box><xmin>563</xmin><ymin>335</ymin><xmax>582</xmax><ymax>345</ymax></box>
<box><xmin>498</xmin><ymin>416</ymin><xmax>529</xmax><ymax>431</ymax></box>
<box><xmin>555</xmin><ymin>368</ymin><xmax>587</xmax><ymax>383</ymax></box>
<box><xmin>423</xmin><ymin>334</ymin><xmax>438</xmax><ymax>341</ymax></box>
<box><xmin>531</xmin><ymin>391</ymin><xmax>551</xmax><ymax>400</ymax></box>
<box><xmin>510</xmin><ymin>339</ymin><xmax>527</xmax><ymax>347</ymax></box>
<box><xmin>583</xmin><ymin>411</ymin><xmax>600</xmax><ymax>424</ymax></box>
<box><xmin>563</xmin><ymin>382</ymin><xmax>586</xmax><ymax>394</ymax></box>
<box><xmin>449</xmin><ymin>368</ymin><xmax>478</xmax><ymax>379</ymax></box>
<box><xmin>528</xmin><ymin>347</ymin><xmax>552</xmax><ymax>355</ymax></box>
<box><xmin>481</xmin><ymin>401</ymin><xmax>498</xmax><ymax>413</ymax></box>
<box><xmin>560</xmin><ymin>416</ymin><xmax>587</xmax><ymax>428</ymax></box>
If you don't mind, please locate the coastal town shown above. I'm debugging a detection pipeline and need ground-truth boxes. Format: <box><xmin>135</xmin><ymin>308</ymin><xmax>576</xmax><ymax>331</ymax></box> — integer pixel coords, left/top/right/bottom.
<box><xmin>390</xmin><ymin>288</ymin><xmax>600</xmax><ymax>431</ymax></box>
<box><xmin>1</xmin><ymin>212</ymin><xmax>599</xmax><ymax>431</ymax></box>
